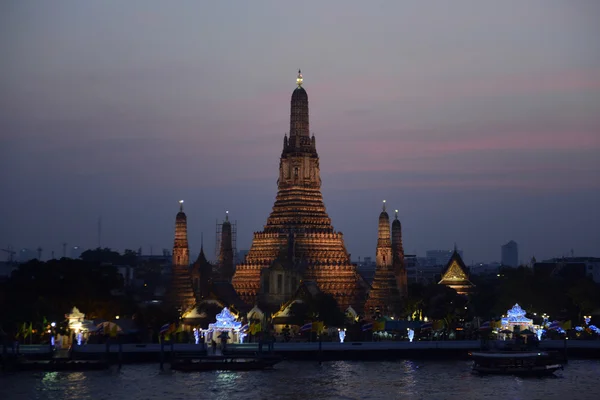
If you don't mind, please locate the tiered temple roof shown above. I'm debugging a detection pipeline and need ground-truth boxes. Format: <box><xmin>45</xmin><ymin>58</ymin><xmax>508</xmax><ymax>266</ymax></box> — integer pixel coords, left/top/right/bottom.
<box><xmin>232</xmin><ymin>71</ymin><xmax>367</xmax><ymax>311</ymax></box>
<box><xmin>438</xmin><ymin>248</ymin><xmax>475</xmax><ymax>295</ymax></box>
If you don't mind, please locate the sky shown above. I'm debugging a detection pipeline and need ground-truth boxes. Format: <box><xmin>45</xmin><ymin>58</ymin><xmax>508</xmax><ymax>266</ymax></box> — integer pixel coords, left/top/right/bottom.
<box><xmin>1</xmin><ymin>0</ymin><xmax>599</xmax><ymax>264</ymax></box>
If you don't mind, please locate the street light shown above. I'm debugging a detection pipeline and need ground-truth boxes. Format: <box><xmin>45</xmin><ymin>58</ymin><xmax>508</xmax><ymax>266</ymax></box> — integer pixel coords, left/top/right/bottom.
<box><xmin>584</xmin><ymin>315</ymin><xmax>591</xmax><ymax>325</ymax></box>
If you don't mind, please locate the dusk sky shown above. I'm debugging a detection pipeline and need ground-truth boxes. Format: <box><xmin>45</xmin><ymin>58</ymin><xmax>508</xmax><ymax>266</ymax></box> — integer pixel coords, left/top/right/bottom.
<box><xmin>1</xmin><ymin>1</ymin><xmax>599</xmax><ymax>264</ymax></box>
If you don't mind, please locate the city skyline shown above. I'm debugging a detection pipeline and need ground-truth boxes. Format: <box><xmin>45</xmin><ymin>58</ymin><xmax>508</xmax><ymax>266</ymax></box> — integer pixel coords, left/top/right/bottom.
<box><xmin>1</xmin><ymin>1</ymin><xmax>599</xmax><ymax>263</ymax></box>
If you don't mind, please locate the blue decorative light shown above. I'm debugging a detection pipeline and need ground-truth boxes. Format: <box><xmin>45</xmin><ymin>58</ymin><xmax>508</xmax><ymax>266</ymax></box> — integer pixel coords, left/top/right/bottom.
<box><xmin>501</xmin><ymin>304</ymin><xmax>533</xmax><ymax>326</ymax></box>
<box><xmin>338</xmin><ymin>329</ymin><xmax>346</xmax><ymax>343</ymax></box>
<box><xmin>193</xmin><ymin>328</ymin><xmax>200</xmax><ymax>344</ymax></box>
<box><xmin>212</xmin><ymin>307</ymin><xmax>241</xmax><ymax>330</ymax></box>
<box><xmin>575</xmin><ymin>326</ymin><xmax>584</xmax><ymax>332</ymax></box>
<box><xmin>536</xmin><ymin>329</ymin><xmax>544</xmax><ymax>341</ymax></box>
<box><xmin>76</xmin><ymin>332</ymin><xmax>82</xmax><ymax>346</ymax></box>
<box><xmin>408</xmin><ymin>329</ymin><xmax>414</xmax><ymax>343</ymax></box>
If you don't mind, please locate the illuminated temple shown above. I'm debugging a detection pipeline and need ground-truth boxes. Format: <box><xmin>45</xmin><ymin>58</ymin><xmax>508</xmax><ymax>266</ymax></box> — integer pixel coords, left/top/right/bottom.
<box><xmin>168</xmin><ymin>201</ymin><xmax>196</xmax><ymax>312</ymax></box>
<box><xmin>232</xmin><ymin>71</ymin><xmax>367</xmax><ymax>310</ymax></box>
<box><xmin>365</xmin><ymin>201</ymin><xmax>401</xmax><ymax>317</ymax></box>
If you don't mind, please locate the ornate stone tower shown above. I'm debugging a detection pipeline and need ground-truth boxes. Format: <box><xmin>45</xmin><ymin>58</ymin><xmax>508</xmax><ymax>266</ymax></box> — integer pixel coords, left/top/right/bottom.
<box><xmin>365</xmin><ymin>201</ymin><xmax>400</xmax><ymax>317</ymax></box>
<box><xmin>169</xmin><ymin>200</ymin><xmax>196</xmax><ymax>312</ymax></box>
<box><xmin>217</xmin><ymin>211</ymin><xmax>235</xmax><ymax>282</ymax></box>
<box><xmin>191</xmin><ymin>234</ymin><xmax>213</xmax><ymax>300</ymax></box>
<box><xmin>232</xmin><ymin>71</ymin><xmax>366</xmax><ymax>310</ymax></box>
<box><xmin>392</xmin><ymin>209</ymin><xmax>408</xmax><ymax>299</ymax></box>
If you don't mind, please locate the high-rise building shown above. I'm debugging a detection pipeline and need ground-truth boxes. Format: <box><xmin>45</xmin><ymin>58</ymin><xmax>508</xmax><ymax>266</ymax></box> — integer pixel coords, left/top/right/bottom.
<box><xmin>231</xmin><ymin>71</ymin><xmax>366</xmax><ymax>310</ymax></box>
<box><xmin>501</xmin><ymin>240</ymin><xmax>519</xmax><ymax>267</ymax></box>
<box><xmin>168</xmin><ymin>200</ymin><xmax>196</xmax><ymax>313</ymax></box>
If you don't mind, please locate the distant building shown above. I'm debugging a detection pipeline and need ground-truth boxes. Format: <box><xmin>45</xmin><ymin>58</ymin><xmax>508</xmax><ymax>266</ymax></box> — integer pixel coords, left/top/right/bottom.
<box><xmin>426</xmin><ymin>249</ymin><xmax>464</xmax><ymax>266</ymax></box>
<box><xmin>501</xmin><ymin>240</ymin><xmax>519</xmax><ymax>267</ymax></box>
<box><xmin>534</xmin><ymin>257</ymin><xmax>600</xmax><ymax>283</ymax></box>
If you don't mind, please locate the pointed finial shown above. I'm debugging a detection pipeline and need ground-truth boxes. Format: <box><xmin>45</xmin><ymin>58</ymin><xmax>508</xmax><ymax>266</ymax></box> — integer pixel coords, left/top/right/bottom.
<box><xmin>179</xmin><ymin>199</ymin><xmax>184</xmax><ymax>212</ymax></box>
<box><xmin>296</xmin><ymin>69</ymin><xmax>303</xmax><ymax>87</ymax></box>
<box><xmin>225</xmin><ymin>210</ymin><xmax>229</xmax><ymax>222</ymax></box>
<box><xmin>382</xmin><ymin>200</ymin><xmax>386</xmax><ymax>212</ymax></box>
<box><xmin>395</xmin><ymin>209</ymin><xmax>399</xmax><ymax>219</ymax></box>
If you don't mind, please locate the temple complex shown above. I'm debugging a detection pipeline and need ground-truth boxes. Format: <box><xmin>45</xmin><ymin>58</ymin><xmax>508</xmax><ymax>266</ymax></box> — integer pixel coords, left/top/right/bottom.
<box><xmin>168</xmin><ymin>200</ymin><xmax>196</xmax><ymax>312</ymax></box>
<box><xmin>232</xmin><ymin>71</ymin><xmax>367</xmax><ymax>311</ymax></box>
<box><xmin>438</xmin><ymin>247</ymin><xmax>475</xmax><ymax>295</ymax></box>
<box><xmin>365</xmin><ymin>201</ymin><xmax>401</xmax><ymax>317</ymax></box>
<box><xmin>392</xmin><ymin>209</ymin><xmax>408</xmax><ymax>298</ymax></box>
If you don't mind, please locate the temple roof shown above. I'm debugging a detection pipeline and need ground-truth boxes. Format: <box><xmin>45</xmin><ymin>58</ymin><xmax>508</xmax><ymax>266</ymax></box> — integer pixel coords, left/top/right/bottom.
<box><xmin>438</xmin><ymin>250</ymin><xmax>475</xmax><ymax>291</ymax></box>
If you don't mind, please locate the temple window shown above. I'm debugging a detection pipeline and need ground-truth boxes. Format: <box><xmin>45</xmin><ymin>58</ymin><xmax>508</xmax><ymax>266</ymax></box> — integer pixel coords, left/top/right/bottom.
<box><xmin>294</xmin><ymin>167</ymin><xmax>299</xmax><ymax>177</ymax></box>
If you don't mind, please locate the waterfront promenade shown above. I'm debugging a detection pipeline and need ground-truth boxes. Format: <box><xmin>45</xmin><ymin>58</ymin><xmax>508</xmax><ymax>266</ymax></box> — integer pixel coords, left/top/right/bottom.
<box><xmin>5</xmin><ymin>340</ymin><xmax>600</xmax><ymax>362</ymax></box>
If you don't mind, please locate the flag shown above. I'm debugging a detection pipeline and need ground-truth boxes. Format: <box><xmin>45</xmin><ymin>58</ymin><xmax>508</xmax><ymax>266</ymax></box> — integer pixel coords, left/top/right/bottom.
<box><xmin>561</xmin><ymin>320</ymin><xmax>572</xmax><ymax>330</ymax></box>
<box><xmin>421</xmin><ymin>322</ymin><xmax>433</xmax><ymax>330</ymax></box>
<box><xmin>96</xmin><ymin>324</ymin><xmax>104</xmax><ymax>335</ymax></box>
<box><xmin>110</xmin><ymin>323</ymin><xmax>118</xmax><ymax>337</ymax></box>
<box><xmin>548</xmin><ymin>321</ymin><xmax>560</xmax><ymax>330</ymax></box>
<box><xmin>361</xmin><ymin>322</ymin><xmax>373</xmax><ymax>332</ymax></box>
<box><xmin>479</xmin><ymin>321</ymin><xmax>491</xmax><ymax>330</ymax></box>
<box><xmin>433</xmin><ymin>320</ymin><xmax>444</xmax><ymax>330</ymax></box>
<box><xmin>373</xmin><ymin>319</ymin><xmax>386</xmax><ymax>332</ymax></box>
<box><xmin>312</xmin><ymin>321</ymin><xmax>324</xmax><ymax>333</ymax></box>
<box><xmin>160</xmin><ymin>323</ymin><xmax>170</xmax><ymax>334</ymax></box>
<box><xmin>300</xmin><ymin>323</ymin><xmax>312</xmax><ymax>332</ymax></box>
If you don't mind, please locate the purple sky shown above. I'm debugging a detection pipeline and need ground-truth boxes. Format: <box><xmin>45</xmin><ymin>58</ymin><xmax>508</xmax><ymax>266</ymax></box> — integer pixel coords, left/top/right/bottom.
<box><xmin>1</xmin><ymin>1</ymin><xmax>599</xmax><ymax>264</ymax></box>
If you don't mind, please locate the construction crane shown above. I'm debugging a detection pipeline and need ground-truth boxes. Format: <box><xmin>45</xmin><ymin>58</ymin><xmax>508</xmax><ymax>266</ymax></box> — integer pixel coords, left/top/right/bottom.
<box><xmin>1</xmin><ymin>246</ymin><xmax>16</xmax><ymax>263</ymax></box>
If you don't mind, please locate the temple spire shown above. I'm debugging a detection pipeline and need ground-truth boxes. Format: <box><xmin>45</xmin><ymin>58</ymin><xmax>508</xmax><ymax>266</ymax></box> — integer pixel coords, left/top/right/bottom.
<box><xmin>395</xmin><ymin>209</ymin><xmax>399</xmax><ymax>219</ymax></box>
<box><xmin>200</xmin><ymin>232</ymin><xmax>204</xmax><ymax>252</ymax></box>
<box><xmin>179</xmin><ymin>199</ymin><xmax>184</xmax><ymax>212</ymax></box>
<box><xmin>296</xmin><ymin>69</ymin><xmax>303</xmax><ymax>87</ymax></box>
<box><xmin>382</xmin><ymin>200</ymin><xmax>386</xmax><ymax>212</ymax></box>
<box><xmin>225</xmin><ymin>210</ymin><xmax>229</xmax><ymax>222</ymax></box>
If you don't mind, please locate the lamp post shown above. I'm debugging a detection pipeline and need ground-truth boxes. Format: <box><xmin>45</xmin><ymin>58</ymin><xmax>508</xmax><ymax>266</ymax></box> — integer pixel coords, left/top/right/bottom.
<box><xmin>584</xmin><ymin>315</ymin><xmax>591</xmax><ymax>326</ymax></box>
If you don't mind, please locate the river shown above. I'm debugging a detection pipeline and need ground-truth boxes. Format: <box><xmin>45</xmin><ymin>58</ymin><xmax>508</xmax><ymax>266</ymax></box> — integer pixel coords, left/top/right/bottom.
<box><xmin>2</xmin><ymin>359</ymin><xmax>600</xmax><ymax>400</ymax></box>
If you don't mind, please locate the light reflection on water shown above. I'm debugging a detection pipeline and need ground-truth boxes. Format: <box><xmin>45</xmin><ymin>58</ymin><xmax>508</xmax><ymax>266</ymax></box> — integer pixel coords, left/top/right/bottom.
<box><xmin>1</xmin><ymin>360</ymin><xmax>600</xmax><ymax>400</ymax></box>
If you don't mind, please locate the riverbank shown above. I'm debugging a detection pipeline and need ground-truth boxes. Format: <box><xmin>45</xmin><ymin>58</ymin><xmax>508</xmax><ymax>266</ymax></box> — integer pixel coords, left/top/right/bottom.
<box><xmin>4</xmin><ymin>340</ymin><xmax>600</xmax><ymax>364</ymax></box>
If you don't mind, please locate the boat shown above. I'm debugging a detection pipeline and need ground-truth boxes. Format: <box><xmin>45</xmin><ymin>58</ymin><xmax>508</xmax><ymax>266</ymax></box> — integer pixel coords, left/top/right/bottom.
<box><xmin>471</xmin><ymin>351</ymin><xmax>564</xmax><ymax>376</ymax></box>
<box><xmin>170</xmin><ymin>355</ymin><xmax>282</xmax><ymax>372</ymax></box>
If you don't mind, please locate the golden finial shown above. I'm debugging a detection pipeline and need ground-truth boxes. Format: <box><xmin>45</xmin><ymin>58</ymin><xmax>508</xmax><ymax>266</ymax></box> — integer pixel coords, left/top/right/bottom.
<box><xmin>225</xmin><ymin>210</ymin><xmax>229</xmax><ymax>222</ymax></box>
<box><xmin>297</xmin><ymin>69</ymin><xmax>303</xmax><ymax>87</ymax></box>
<box><xmin>179</xmin><ymin>200</ymin><xmax>184</xmax><ymax>212</ymax></box>
<box><xmin>395</xmin><ymin>209</ymin><xmax>399</xmax><ymax>219</ymax></box>
<box><xmin>382</xmin><ymin>200</ymin><xmax>386</xmax><ymax>212</ymax></box>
